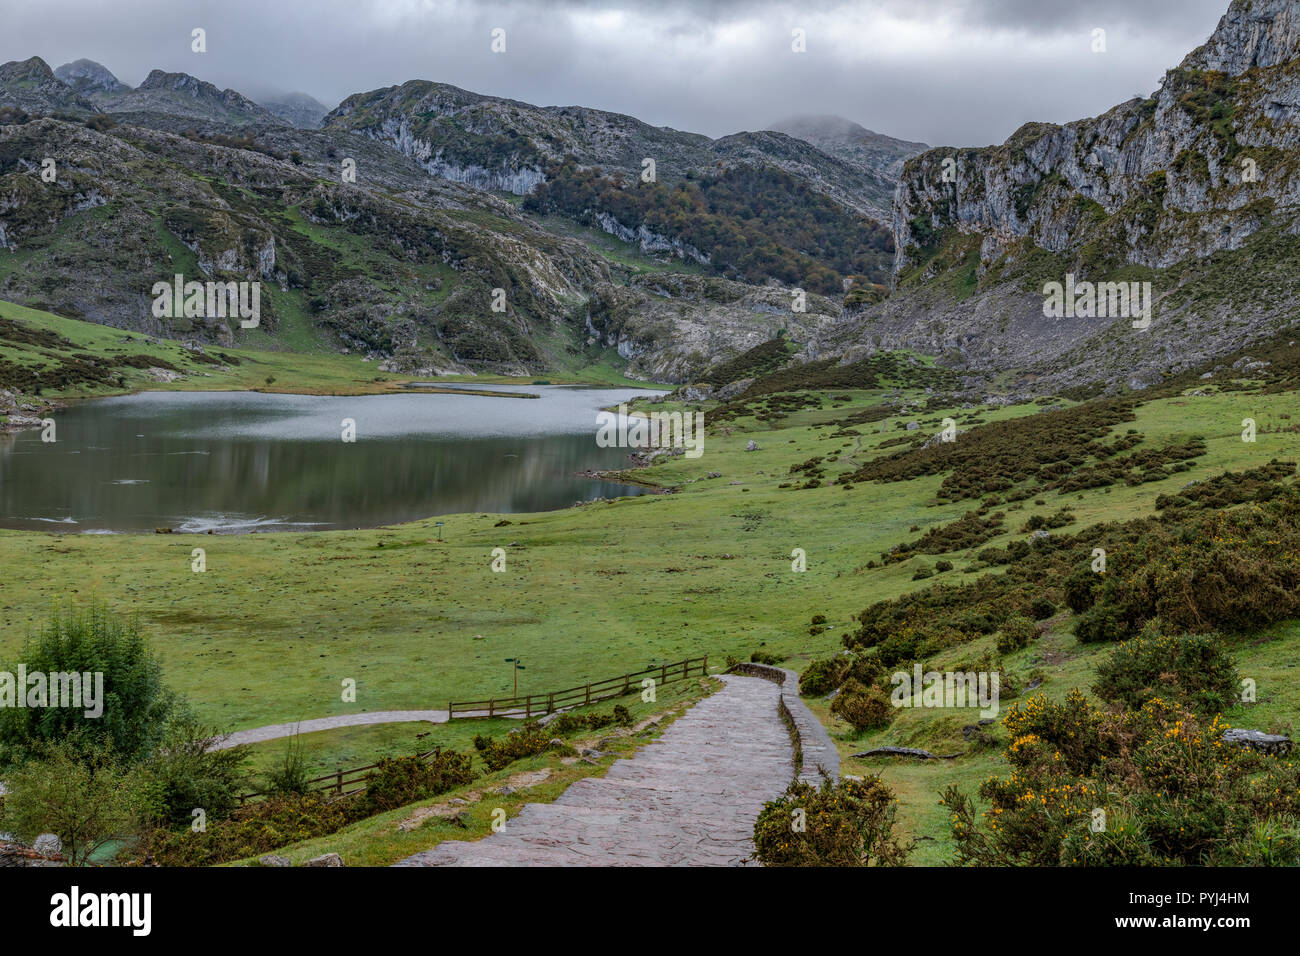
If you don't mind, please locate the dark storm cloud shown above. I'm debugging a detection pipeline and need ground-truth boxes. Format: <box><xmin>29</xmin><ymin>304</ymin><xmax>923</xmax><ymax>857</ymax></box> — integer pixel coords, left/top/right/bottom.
<box><xmin>0</xmin><ymin>0</ymin><xmax>1232</xmax><ymax>146</ymax></box>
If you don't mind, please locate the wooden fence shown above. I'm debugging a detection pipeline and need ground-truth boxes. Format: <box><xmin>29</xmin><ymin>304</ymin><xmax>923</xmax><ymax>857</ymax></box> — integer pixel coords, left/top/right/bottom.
<box><xmin>447</xmin><ymin>656</ymin><xmax>708</xmax><ymax>720</ymax></box>
<box><xmin>236</xmin><ymin>746</ymin><xmax>443</xmax><ymax>807</ymax></box>
<box><xmin>234</xmin><ymin>655</ymin><xmax>710</xmax><ymax>804</ymax></box>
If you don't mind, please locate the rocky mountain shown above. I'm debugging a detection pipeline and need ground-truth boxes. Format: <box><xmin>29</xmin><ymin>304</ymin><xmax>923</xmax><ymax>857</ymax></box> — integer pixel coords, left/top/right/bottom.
<box><xmin>770</xmin><ymin>114</ymin><xmax>928</xmax><ymax>180</ymax></box>
<box><xmin>0</xmin><ymin>100</ymin><xmax>853</xmax><ymax>380</ymax></box>
<box><xmin>86</xmin><ymin>69</ymin><xmax>281</xmax><ymax>126</ymax></box>
<box><xmin>258</xmin><ymin>91</ymin><xmax>331</xmax><ymax>129</ymax></box>
<box><xmin>53</xmin><ymin>58</ymin><xmax>127</xmax><ymax>95</ymax></box>
<box><xmin>324</xmin><ymin>80</ymin><xmax>897</xmax><ymax>217</ymax></box>
<box><xmin>0</xmin><ymin>57</ymin><xmax>92</xmax><ymax>114</ymax></box>
<box><xmin>841</xmin><ymin>0</ymin><xmax>1300</xmax><ymax>395</ymax></box>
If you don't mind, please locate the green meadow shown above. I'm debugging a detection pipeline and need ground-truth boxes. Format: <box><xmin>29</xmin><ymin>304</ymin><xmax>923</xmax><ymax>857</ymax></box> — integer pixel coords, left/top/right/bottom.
<box><xmin>3</xmin><ymin>300</ymin><xmax>1299</xmax><ymax>863</ymax></box>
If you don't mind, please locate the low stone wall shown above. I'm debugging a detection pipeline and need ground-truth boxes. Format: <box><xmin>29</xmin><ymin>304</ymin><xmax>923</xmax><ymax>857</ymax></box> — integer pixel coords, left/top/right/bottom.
<box><xmin>725</xmin><ymin>663</ymin><xmax>840</xmax><ymax>784</ymax></box>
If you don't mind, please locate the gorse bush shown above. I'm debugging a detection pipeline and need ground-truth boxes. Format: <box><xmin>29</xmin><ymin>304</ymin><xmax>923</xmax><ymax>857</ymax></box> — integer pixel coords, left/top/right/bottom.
<box><xmin>474</xmin><ymin>723</ymin><xmax>564</xmax><ymax>772</ymax></box>
<box><xmin>473</xmin><ymin>704</ymin><xmax>632</xmax><ymax>772</ymax></box>
<box><xmin>844</xmin><ymin>476</ymin><xmax>1300</xmax><ymax>664</ymax></box>
<box><xmin>753</xmin><ymin>775</ymin><xmax>910</xmax><ymax>866</ymax></box>
<box><xmin>1092</xmin><ymin>630</ymin><xmax>1238</xmax><ymax>717</ymax></box>
<box><xmin>995</xmin><ymin>615</ymin><xmax>1037</xmax><ymax>654</ymax></box>
<box><xmin>799</xmin><ymin>653</ymin><xmax>884</xmax><ymax>697</ymax></box>
<box><xmin>144</xmin><ymin>792</ymin><xmax>353</xmax><ymax>867</ymax></box>
<box><xmin>357</xmin><ymin>750</ymin><xmax>475</xmax><ymax>815</ymax></box>
<box><xmin>943</xmin><ymin>693</ymin><xmax>1300</xmax><ymax>866</ymax></box>
<box><xmin>829</xmin><ymin>680</ymin><xmax>894</xmax><ymax>732</ymax></box>
<box><xmin>145</xmin><ymin>747</ymin><xmax>477</xmax><ymax>866</ymax></box>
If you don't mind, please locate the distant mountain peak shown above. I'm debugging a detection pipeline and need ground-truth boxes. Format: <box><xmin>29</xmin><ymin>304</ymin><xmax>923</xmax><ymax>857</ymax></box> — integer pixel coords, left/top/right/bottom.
<box><xmin>769</xmin><ymin>114</ymin><xmax>928</xmax><ymax>180</ymax></box>
<box><xmin>54</xmin><ymin>58</ymin><xmax>126</xmax><ymax>94</ymax></box>
<box><xmin>0</xmin><ymin>56</ymin><xmax>93</xmax><ymax>112</ymax></box>
<box><xmin>255</xmin><ymin>90</ymin><xmax>331</xmax><ymax>129</ymax></box>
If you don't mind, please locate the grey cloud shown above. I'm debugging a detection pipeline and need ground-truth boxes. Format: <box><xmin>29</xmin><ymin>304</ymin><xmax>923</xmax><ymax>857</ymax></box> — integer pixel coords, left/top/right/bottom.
<box><xmin>0</xmin><ymin>0</ymin><xmax>1233</xmax><ymax>146</ymax></box>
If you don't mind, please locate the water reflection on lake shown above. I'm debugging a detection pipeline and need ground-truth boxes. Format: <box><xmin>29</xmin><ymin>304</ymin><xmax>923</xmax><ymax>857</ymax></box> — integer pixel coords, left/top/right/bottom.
<box><xmin>0</xmin><ymin>385</ymin><xmax>659</xmax><ymax>532</ymax></box>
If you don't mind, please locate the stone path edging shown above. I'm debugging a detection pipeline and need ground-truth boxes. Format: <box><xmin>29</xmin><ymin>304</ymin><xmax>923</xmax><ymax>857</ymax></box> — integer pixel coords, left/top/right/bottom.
<box><xmin>724</xmin><ymin>663</ymin><xmax>839</xmax><ymax>784</ymax></box>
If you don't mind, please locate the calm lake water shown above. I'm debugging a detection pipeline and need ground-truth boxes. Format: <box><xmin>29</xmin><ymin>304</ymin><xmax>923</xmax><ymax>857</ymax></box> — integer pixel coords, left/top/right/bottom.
<box><xmin>0</xmin><ymin>385</ymin><xmax>659</xmax><ymax>533</ymax></box>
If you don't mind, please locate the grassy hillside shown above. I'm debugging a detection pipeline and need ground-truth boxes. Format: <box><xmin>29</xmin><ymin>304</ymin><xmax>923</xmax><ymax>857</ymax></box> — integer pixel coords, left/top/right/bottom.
<box><xmin>4</xmin><ymin>293</ymin><xmax>1300</xmax><ymax>863</ymax></box>
<box><xmin>0</xmin><ymin>299</ymin><xmax>651</xmax><ymax>402</ymax></box>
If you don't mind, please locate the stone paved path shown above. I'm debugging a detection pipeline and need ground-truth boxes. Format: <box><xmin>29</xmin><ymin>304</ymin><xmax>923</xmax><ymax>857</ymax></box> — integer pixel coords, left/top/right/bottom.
<box><xmin>395</xmin><ymin>674</ymin><xmax>794</xmax><ymax>866</ymax></box>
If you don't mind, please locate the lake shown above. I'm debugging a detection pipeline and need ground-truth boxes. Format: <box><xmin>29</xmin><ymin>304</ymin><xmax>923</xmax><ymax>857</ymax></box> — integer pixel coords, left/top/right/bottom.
<box><xmin>0</xmin><ymin>385</ymin><xmax>659</xmax><ymax>533</ymax></box>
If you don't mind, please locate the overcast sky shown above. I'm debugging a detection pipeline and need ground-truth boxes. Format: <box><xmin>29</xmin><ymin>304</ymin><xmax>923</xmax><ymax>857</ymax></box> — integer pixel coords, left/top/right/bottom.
<box><xmin>1</xmin><ymin>0</ymin><xmax>1231</xmax><ymax>146</ymax></box>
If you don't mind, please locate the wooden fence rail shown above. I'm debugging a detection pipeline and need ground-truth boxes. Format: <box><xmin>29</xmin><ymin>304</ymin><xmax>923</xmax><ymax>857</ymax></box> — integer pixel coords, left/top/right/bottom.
<box><xmin>448</xmin><ymin>656</ymin><xmax>708</xmax><ymax>720</ymax></box>
<box><xmin>236</xmin><ymin>747</ymin><xmax>442</xmax><ymax>806</ymax></box>
<box><xmin>234</xmin><ymin>655</ymin><xmax>710</xmax><ymax>804</ymax></box>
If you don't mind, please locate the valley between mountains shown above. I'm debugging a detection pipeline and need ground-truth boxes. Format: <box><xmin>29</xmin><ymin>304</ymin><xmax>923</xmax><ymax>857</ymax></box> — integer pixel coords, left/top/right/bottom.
<box><xmin>3</xmin><ymin>0</ymin><xmax>1300</xmax><ymax>869</ymax></box>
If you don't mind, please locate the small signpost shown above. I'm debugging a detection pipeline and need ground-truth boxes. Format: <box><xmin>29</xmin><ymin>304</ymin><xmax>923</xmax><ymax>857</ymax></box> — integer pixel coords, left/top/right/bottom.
<box><xmin>435</xmin><ymin>521</ymin><xmax>444</xmax><ymax>540</ymax></box>
<box><xmin>505</xmin><ymin>657</ymin><xmax>525</xmax><ymax>697</ymax></box>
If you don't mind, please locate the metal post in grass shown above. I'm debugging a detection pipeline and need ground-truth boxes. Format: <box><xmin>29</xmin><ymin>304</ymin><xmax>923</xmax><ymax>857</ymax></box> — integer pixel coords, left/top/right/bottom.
<box><xmin>435</xmin><ymin>521</ymin><xmax>444</xmax><ymax>540</ymax></box>
<box><xmin>505</xmin><ymin>657</ymin><xmax>525</xmax><ymax>698</ymax></box>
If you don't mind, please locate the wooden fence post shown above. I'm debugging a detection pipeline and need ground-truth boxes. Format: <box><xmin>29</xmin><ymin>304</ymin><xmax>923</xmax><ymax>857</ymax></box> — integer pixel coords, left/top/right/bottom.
<box><xmin>585</xmin><ymin>683</ymin><xmax>591</xmax><ymax>705</ymax></box>
<box><xmin>335</xmin><ymin>769</ymin><xmax>343</xmax><ymax>795</ymax></box>
<box><xmin>489</xmin><ymin>698</ymin><xmax>495</xmax><ymax>717</ymax></box>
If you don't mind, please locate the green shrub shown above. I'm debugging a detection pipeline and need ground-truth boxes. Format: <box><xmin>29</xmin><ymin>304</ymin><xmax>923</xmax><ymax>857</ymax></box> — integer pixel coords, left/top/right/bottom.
<box><xmin>798</xmin><ymin>654</ymin><xmax>883</xmax><ymax>696</ymax></box>
<box><xmin>474</xmin><ymin>723</ymin><xmax>562</xmax><ymax>771</ymax></box>
<box><xmin>136</xmin><ymin>717</ymin><xmax>250</xmax><ymax>830</ymax></box>
<box><xmin>830</xmin><ymin>680</ymin><xmax>894</xmax><ymax>732</ymax></box>
<box><xmin>995</xmin><ymin>615</ymin><xmax>1037</xmax><ymax>654</ymax></box>
<box><xmin>0</xmin><ymin>735</ymin><xmax>139</xmax><ymax>865</ymax></box>
<box><xmin>1029</xmin><ymin>597</ymin><xmax>1056</xmax><ymax>619</ymax></box>
<box><xmin>943</xmin><ymin>698</ymin><xmax>1282</xmax><ymax>866</ymax></box>
<box><xmin>261</xmin><ymin>734</ymin><xmax>310</xmax><ymax>796</ymax></box>
<box><xmin>357</xmin><ymin>749</ymin><xmax>475</xmax><ymax>814</ymax></box>
<box><xmin>1064</xmin><ymin>567</ymin><xmax>1100</xmax><ymax>613</ymax></box>
<box><xmin>1093</xmin><ymin>632</ymin><xmax>1238</xmax><ymax>716</ymax></box>
<box><xmin>750</xmin><ymin>650</ymin><xmax>782</xmax><ymax>665</ymax></box>
<box><xmin>0</xmin><ymin>605</ymin><xmax>177</xmax><ymax>765</ymax></box>
<box><xmin>144</xmin><ymin>792</ymin><xmax>352</xmax><ymax>867</ymax></box>
<box><xmin>1073</xmin><ymin>602</ymin><xmax>1129</xmax><ymax>643</ymax></box>
<box><xmin>752</xmin><ymin>775</ymin><xmax>910</xmax><ymax>866</ymax></box>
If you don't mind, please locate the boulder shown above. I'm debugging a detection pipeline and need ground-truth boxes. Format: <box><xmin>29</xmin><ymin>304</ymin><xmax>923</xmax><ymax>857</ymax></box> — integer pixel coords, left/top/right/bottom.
<box><xmin>258</xmin><ymin>854</ymin><xmax>292</xmax><ymax>867</ymax></box>
<box><xmin>744</xmin><ymin>440</ymin><xmax>759</xmax><ymax>451</ymax></box>
<box><xmin>32</xmin><ymin>834</ymin><xmax>61</xmax><ymax>856</ymax></box>
<box><xmin>715</xmin><ymin>377</ymin><xmax>754</xmax><ymax>401</ymax></box>
<box><xmin>305</xmin><ymin>852</ymin><xmax>345</xmax><ymax>867</ymax></box>
<box><xmin>1222</xmin><ymin>728</ymin><xmax>1293</xmax><ymax>756</ymax></box>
